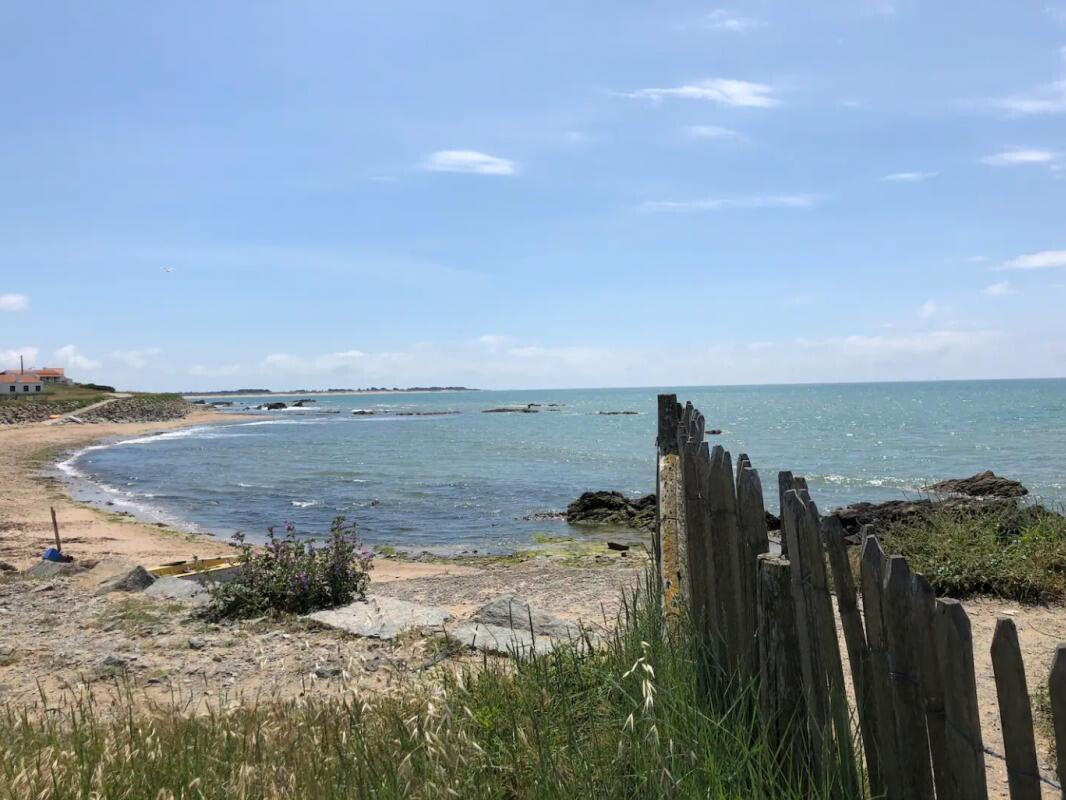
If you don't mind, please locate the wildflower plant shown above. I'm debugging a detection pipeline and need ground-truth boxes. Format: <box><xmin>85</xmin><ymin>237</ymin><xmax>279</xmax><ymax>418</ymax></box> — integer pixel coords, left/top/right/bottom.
<box><xmin>204</xmin><ymin>516</ymin><xmax>372</xmax><ymax>619</ymax></box>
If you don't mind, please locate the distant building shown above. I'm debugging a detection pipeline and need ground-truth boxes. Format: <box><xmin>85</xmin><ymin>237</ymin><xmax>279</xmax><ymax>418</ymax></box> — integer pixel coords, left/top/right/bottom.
<box><xmin>0</xmin><ymin>366</ymin><xmax>72</xmax><ymax>386</ymax></box>
<box><xmin>0</xmin><ymin>373</ymin><xmax>43</xmax><ymax>394</ymax></box>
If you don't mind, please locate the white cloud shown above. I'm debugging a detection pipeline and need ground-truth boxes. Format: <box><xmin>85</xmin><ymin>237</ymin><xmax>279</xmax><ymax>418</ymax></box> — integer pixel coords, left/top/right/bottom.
<box><xmin>881</xmin><ymin>171</ymin><xmax>938</xmax><ymax>182</ymax></box>
<box><xmin>625</xmin><ymin>78</ymin><xmax>778</xmax><ymax>108</ymax></box>
<box><xmin>998</xmin><ymin>250</ymin><xmax>1066</xmax><ymax>270</ymax></box>
<box><xmin>980</xmin><ymin>148</ymin><xmax>1059</xmax><ymax>166</ymax></box>
<box><xmin>0</xmin><ymin>293</ymin><xmax>29</xmax><ymax>312</ymax></box>
<box><xmin>262</xmin><ymin>350</ymin><xmax>366</xmax><ymax>373</ymax></box>
<box><xmin>641</xmin><ymin>194</ymin><xmax>817</xmax><ymax>213</ymax></box>
<box><xmin>53</xmin><ymin>345</ymin><xmax>101</xmax><ymax>371</ymax></box>
<box><xmin>919</xmin><ymin>300</ymin><xmax>937</xmax><ymax>320</ymax></box>
<box><xmin>0</xmin><ymin>346</ymin><xmax>39</xmax><ymax>369</ymax></box>
<box><xmin>111</xmin><ymin>347</ymin><xmax>162</xmax><ymax>368</ymax></box>
<box><xmin>683</xmin><ymin>125</ymin><xmax>742</xmax><ymax>140</ymax></box>
<box><xmin>988</xmin><ymin>50</ymin><xmax>1066</xmax><ymax>114</ymax></box>
<box><xmin>982</xmin><ymin>281</ymin><xmax>1017</xmax><ymax>296</ymax></box>
<box><xmin>423</xmin><ymin>150</ymin><xmax>517</xmax><ymax>175</ymax></box>
<box><xmin>701</xmin><ymin>10</ymin><xmax>764</xmax><ymax>32</ymax></box>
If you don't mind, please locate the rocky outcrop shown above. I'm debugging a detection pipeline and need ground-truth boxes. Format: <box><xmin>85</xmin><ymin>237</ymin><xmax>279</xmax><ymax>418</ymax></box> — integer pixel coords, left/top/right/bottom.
<box><xmin>82</xmin><ymin>395</ymin><xmax>191</xmax><ymax>423</ymax></box>
<box><xmin>927</xmin><ymin>471</ymin><xmax>1028</xmax><ymax>498</ymax></box>
<box><xmin>566</xmin><ymin>491</ymin><xmax>656</xmax><ymax>531</ymax></box>
<box><xmin>94</xmin><ymin>566</ymin><xmax>157</xmax><ymax>595</ymax></box>
<box><xmin>597</xmin><ymin>411</ymin><xmax>638</xmax><ymax>416</ymax></box>
<box><xmin>260</xmin><ymin>402</ymin><xmax>287</xmax><ymax>411</ymax></box>
<box><xmin>484</xmin><ymin>406</ymin><xmax>539</xmax><ymax>413</ymax></box>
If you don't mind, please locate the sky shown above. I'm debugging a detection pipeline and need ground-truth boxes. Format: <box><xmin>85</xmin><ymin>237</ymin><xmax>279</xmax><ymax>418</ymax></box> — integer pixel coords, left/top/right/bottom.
<box><xmin>1</xmin><ymin>1</ymin><xmax>1065</xmax><ymax>391</ymax></box>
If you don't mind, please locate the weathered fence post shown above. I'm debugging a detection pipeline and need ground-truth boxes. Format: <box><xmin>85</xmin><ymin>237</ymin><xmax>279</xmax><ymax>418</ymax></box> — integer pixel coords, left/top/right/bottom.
<box><xmin>757</xmin><ymin>553</ymin><xmax>807</xmax><ymax>774</ymax></box>
<box><xmin>935</xmin><ymin>598</ymin><xmax>988</xmax><ymax>799</ymax></box>
<box><xmin>736</xmin><ymin>455</ymin><xmax>770</xmax><ymax>675</ymax></box>
<box><xmin>707</xmin><ymin>445</ymin><xmax>745</xmax><ymax>669</ymax></box>
<box><xmin>777</xmin><ymin>470</ymin><xmax>793</xmax><ymax>558</ymax></box>
<box><xmin>656</xmin><ymin>394</ymin><xmax>682</xmax><ymax>611</ymax></box>
<box><xmin>860</xmin><ymin>534</ymin><xmax>904</xmax><ymax>800</ymax></box>
<box><xmin>823</xmin><ymin>515</ymin><xmax>883</xmax><ymax>798</ymax></box>
<box><xmin>990</xmin><ymin>618</ymin><xmax>1041</xmax><ymax>800</ymax></box>
<box><xmin>913</xmin><ymin>574</ymin><xmax>950</xmax><ymax>799</ymax></box>
<box><xmin>882</xmin><ymin>556</ymin><xmax>934</xmax><ymax>799</ymax></box>
<box><xmin>1048</xmin><ymin>644</ymin><xmax>1066</xmax><ymax>797</ymax></box>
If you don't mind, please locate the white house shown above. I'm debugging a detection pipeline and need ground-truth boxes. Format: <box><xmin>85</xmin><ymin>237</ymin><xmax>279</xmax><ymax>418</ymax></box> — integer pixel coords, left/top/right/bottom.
<box><xmin>0</xmin><ymin>373</ymin><xmax>43</xmax><ymax>395</ymax></box>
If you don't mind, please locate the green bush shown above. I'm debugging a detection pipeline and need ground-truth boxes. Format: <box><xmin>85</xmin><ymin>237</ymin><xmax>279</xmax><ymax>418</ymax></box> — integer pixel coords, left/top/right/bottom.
<box><xmin>879</xmin><ymin>504</ymin><xmax>1066</xmax><ymax>603</ymax></box>
<box><xmin>204</xmin><ymin>517</ymin><xmax>373</xmax><ymax>619</ymax></box>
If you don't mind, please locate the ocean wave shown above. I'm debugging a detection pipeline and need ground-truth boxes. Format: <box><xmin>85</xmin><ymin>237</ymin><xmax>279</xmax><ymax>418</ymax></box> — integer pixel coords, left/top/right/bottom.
<box><xmin>291</xmin><ymin>499</ymin><xmax>319</xmax><ymax>508</ymax></box>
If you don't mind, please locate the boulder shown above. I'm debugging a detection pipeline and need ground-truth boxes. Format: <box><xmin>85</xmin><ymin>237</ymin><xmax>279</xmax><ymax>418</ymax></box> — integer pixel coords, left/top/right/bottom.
<box><xmin>307</xmin><ymin>595</ymin><xmax>453</xmax><ymax>640</ymax></box>
<box><xmin>0</xmin><ymin>561</ymin><xmax>16</xmax><ymax>572</ymax></box>
<box><xmin>264</xmin><ymin>402</ymin><xmax>287</xmax><ymax>410</ymax></box>
<box><xmin>94</xmin><ymin>565</ymin><xmax>156</xmax><ymax>595</ymax></box>
<box><xmin>566</xmin><ymin>491</ymin><xmax>656</xmax><ymax>531</ymax></box>
<box><xmin>927</xmin><ymin>471</ymin><xmax>1028</xmax><ymax>498</ymax></box>
<box><xmin>25</xmin><ymin>560</ymin><xmax>87</xmax><ymax>578</ymax></box>
<box><xmin>447</xmin><ymin>596</ymin><xmax>584</xmax><ymax>657</ymax></box>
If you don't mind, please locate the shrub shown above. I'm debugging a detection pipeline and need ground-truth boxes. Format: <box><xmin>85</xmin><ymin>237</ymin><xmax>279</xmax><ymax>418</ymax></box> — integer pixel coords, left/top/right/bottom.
<box><xmin>879</xmin><ymin>504</ymin><xmax>1066</xmax><ymax>603</ymax></box>
<box><xmin>204</xmin><ymin>517</ymin><xmax>372</xmax><ymax>619</ymax></box>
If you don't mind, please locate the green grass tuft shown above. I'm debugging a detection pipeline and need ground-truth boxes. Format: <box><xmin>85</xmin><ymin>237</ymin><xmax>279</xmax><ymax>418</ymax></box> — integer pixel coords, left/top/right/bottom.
<box><xmin>0</xmin><ymin>573</ymin><xmax>852</xmax><ymax>799</ymax></box>
<box><xmin>879</xmin><ymin>504</ymin><xmax>1066</xmax><ymax>603</ymax></box>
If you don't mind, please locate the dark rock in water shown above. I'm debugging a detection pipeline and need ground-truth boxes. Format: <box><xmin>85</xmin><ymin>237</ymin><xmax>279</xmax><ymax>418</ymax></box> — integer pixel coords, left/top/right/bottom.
<box><xmin>352</xmin><ymin>409</ymin><xmax>375</xmax><ymax>416</ymax></box>
<box><xmin>597</xmin><ymin>411</ymin><xmax>638</xmax><ymax>416</ymax></box>
<box><xmin>292</xmin><ymin>399</ymin><xmax>316</xmax><ymax>407</ymax></box>
<box><xmin>263</xmin><ymin>402</ymin><xmax>287</xmax><ymax>410</ymax></box>
<box><xmin>764</xmin><ymin>511</ymin><xmax>781</xmax><ymax>531</ymax></box>
<box><xmin>566</xmin><ymin>491</ymin><xmax>656</xmax><ymax>531</ymax></box>
<box><xmin>708</xmin><ymin>428</ymin><xmax>722</xmax><ymax>435</ymax></box>
<box><xmin>483</xmin><ymin>406</ymin><xmax>539</xmax><ymax>413</ymax></box>
<box><xmin>95</xmin><ymin>565</ymin><xmax>157</xmax><ymax>595</ymax></box>
<box><xmin>831</xmin><ymin>499</ymin><xmax>935</xmax><ymax>536</ymax></box>
<box><xmin>395</xmin><ymin>411</ymin><xmax>460</xmax><ymax>416</ymax></box>
<box><xmin>606</xmin><ymin>541</ymin><xmax>630</xmax><ymax>551</ymax></box>
<box><xmin>927</xmin><ymin>471</ymin><xmax>1027</xmax><ymax>498</ymax></box>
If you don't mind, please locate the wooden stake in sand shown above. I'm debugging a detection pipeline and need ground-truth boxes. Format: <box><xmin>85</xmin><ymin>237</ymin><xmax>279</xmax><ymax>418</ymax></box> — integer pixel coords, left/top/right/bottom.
<box><xmin>50</xmin><ymin>506</ymin><xmax>62</xmax><ymax>552</ymax></box>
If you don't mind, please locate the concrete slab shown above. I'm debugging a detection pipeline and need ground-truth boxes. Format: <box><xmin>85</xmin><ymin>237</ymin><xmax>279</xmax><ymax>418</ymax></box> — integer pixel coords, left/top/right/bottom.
<box><xmin>307</xmin><ymin>595</ymin><xmax>454</xmax><ymax>640</ymax></box>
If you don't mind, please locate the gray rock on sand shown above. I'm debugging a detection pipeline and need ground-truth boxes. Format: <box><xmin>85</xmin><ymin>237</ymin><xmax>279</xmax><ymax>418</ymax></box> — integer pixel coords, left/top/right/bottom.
<box><xmin>94</xmin><ymin>566</ymin><xmax>156</xmax><ymax>595</ymax></box>
<box><xmin>447</xmin><ymin>595</ymin><xmax>583</xmax><ymax>657</ymax></box>
<box><xmin>25</xmin><ymin>560</ymin><xmax>87</xmax><ymax>579</ymax></box>
<box><xmin>307</xmin><ymin>595</ymin><xmax>454</xmax><ymax>640</ymax></box>
<box><xmin>143</xmin><ymin>576</ymin><xmax>210</xmax><ymax>604</ymax></box>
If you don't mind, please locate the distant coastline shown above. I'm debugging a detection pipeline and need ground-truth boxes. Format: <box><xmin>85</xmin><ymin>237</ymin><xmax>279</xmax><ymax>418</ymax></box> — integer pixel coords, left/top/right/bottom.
<box><xmin>183</xmin><ymin>387</ymin><xmax>479</xmax><ymax>399</ymax></box>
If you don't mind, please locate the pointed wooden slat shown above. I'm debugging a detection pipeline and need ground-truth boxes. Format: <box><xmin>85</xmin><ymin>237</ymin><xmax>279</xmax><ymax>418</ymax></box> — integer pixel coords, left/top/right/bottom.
<box><xmin>757</xmin><ymin>553</ymin><xmax>808</xmax><ymax>775</ymax></box>
<box><xmin>990</xmin><ymin>618</ymin><xmax>1041</xmax><ymax>800</ymax></box>
<box><xmin>736</xmin><ymin>455</ymin><xmax>770</xmax><ymax>675</ymax></box>
<box><xmin>912</xmin><ymin>574</ymin><xmax>950</xmax><ymax>799</ymax></box>
<box><xmin>1047</xmin><ymin>645</ymin><xmax>1066</xmax><ymax>798</ymax></box>
<box><xmin>656</xmin><ymin>394</ymin><xmax>679</xmax><ymax>454</ymax></box>
<box><xmin>707</xmin><ymin>445</ymin><xmax>745</xmax><ymax>668</ymax></box>
<box><xmin>882</xmin><ymin>556</ymin><xmax>935</xmax><ymax>799</ymax></box>
<box><xmin>823</xmin><ymin>515</ymin><xmax>882</xmax><ymax>797</ymax></box>
<box><xmin>778</xmin><ymin>471</ymin><xmax>793</xmax><ymax>558</ymax></box>
<box><xmin>935</xmin><ymin>598</ymin><xmax>988</xmax><ymax>800</ymax></box>
<box><xmin>860</xmin><ymin>535</ymin><xmax>904</xmax><ymax>800</ymax></box>
<box><xmin>680</xmin><ymin>438</ymin><xmax>710</xmax><ymax>639</ymax></box>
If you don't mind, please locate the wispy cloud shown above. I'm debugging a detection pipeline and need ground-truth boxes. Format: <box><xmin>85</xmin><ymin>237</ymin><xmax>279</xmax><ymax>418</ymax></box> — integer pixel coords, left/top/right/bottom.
<box><xmin>263</xmin><ymin>350</ymin><xmax>367</xmax><ymax>373</ymax></box>
<box><xmin>919</xmin><ymin>300</ymin><xmax>937</xmax><ymax>320</ymax></box>
<box><xmin>683</xmin><ymin>125</ymin><xmax>743</xmax><ymax>140</ymax></box>
<box><xmin>980</xmin><ymin>147</ymin><xmax>1060</xmax><ymax>166</ymax></box>
<box><xmin>0</xmin><ymin>293</ymin><xmax>29</xmax><ymax>312</ymax></box>
<box><xmin>881</xmin><ymin>171</ymin><xmax>938</xmax><ymax>182</ymax></box>
<box><xmin>987</xmin><ymin>49</ymin><xmax>1066</xmax><ymax>114</ymax></box>
<box><xmin>997</xmin><ymin>250</ymin><xmax>1066</xmax><ymax>270</ymax></box>
<box><xmin>625</xmin><ymin>78</ymin><xmax>778</xmax><ymax>108</ymax></box>
<box><xmin>701</xmin><ymin>9</ymin><xmax>764</xmax><ymax>32</ymax></box>
<box><xmin>0</xmin><ymin>346</ymin><xmax>38</xmax><ymax>368</ymax></box>
<box><xmin>111</xmin><ymin>348</ymin><xmax>162</xmax><ymax>368</ymax></box>
<box><xmin>641</xmin><ymin>194</ymin><xmax>817</xmax><ymax>213</ymax></box>
<box><xmin>423</xmin><ymin>150</ymin><xmax>517</xmax><ymax>175</ymax></box>
<box><xmin>982</xmin><ymin>281</ymin><xmax>1018</xmax><ymax>296</ymax></box>
<box><xmin>53</xmin><ymin>344</ymin><xmax>100</xmax><ymax>370</ymax></box>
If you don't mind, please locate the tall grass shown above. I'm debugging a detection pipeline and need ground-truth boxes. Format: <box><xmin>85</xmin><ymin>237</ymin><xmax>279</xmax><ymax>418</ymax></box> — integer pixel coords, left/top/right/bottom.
<box><xmin>0</xmin><ymin>574</ymin><xmax>853</xmax><ymax>799</ymax></box>
<box><xmin>879</xmin><ymin>504</ymin><xmax>1066</xmax><ymax>603</ymax></box>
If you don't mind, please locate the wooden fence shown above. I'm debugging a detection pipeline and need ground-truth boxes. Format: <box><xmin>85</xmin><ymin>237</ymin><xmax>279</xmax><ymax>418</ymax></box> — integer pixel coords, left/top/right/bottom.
<box><xmin>655</xmin><ymin>393</ymin><xmax>1066</xmax><ymax>800</ymax></box>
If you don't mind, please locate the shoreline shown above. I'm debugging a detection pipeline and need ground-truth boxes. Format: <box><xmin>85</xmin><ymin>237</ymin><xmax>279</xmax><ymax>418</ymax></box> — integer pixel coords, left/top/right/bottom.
<box><xmin>184</xmin><ymin>389</ymin><xmax>477</xmax><ymax>400</ymax></box>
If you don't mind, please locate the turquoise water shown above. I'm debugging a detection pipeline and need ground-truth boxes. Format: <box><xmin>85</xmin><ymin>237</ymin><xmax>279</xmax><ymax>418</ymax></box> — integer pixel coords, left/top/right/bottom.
<box><xmin>59</xmin><ymin>381</ymin><xmax>1066</xmax><ymax>552</ymax></box>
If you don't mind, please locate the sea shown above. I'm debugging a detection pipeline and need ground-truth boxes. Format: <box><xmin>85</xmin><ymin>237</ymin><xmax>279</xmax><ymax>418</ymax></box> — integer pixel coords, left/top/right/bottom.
<box><xmin>56</xmin><ymin>380</ymin><xmax>1066</xmax><ymax>554</ymax></box>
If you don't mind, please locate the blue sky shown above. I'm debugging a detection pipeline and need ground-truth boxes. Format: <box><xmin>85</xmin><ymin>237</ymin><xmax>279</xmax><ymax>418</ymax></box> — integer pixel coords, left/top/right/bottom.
<box><xmin>1</xmin><ymin>1</ymin><xmax>1065</xmax><ymax>390</ymax></box>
